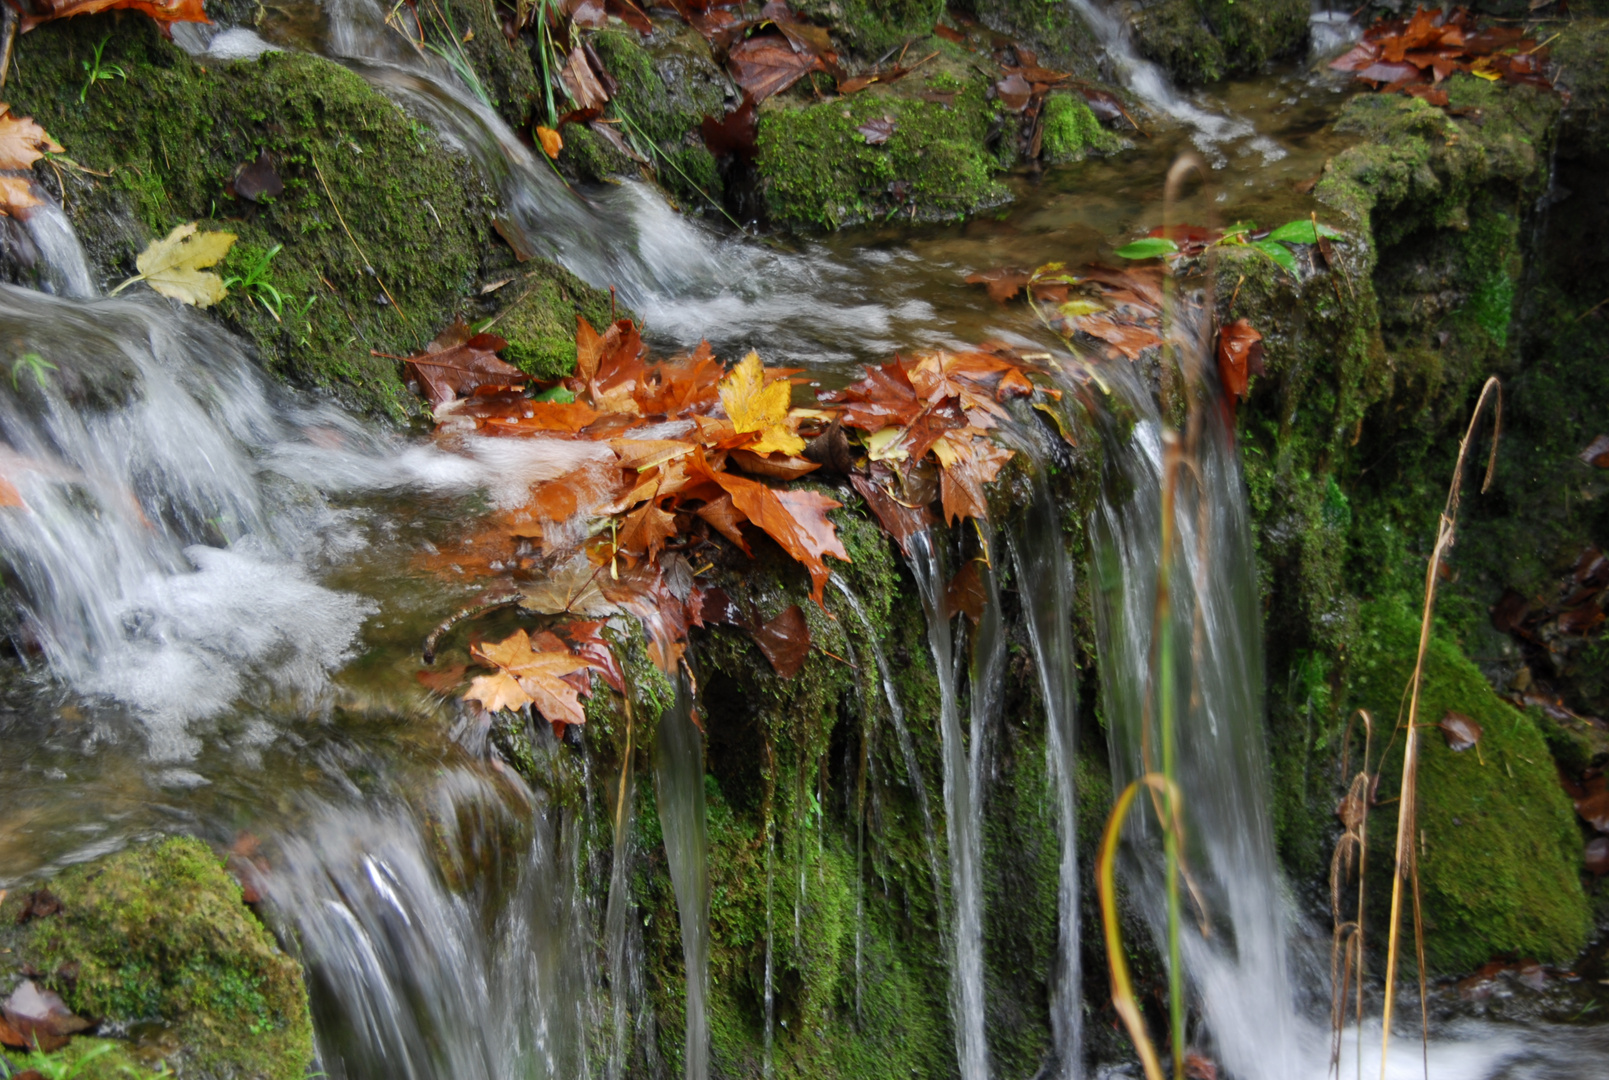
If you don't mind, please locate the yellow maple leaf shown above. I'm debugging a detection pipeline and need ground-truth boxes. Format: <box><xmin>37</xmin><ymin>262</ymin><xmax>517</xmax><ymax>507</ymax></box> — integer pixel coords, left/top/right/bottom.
<box><xmin>464</xmin><ymin>629</ymin><xmax>593</xmax><ymax>728</ymax></box>
<box><xmin>109</xmin><ymin>222</ymin><xmax>237</xmax><ymax>307</ymax></box>
<box><xmin>719</xmin><ymin>351</ymin><xmax>805</xmax><ymax>456</ymax></box>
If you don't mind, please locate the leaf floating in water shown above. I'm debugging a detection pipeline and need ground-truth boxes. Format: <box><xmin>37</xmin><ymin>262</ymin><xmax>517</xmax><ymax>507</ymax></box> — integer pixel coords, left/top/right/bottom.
<box><xmin>750</xmin><ymin>603</ymin><xmax>810</xmax><ymax>678</ymax></box>
<box><xmin>109</xmin><ymin>222</ymin><xmax>237</xmax><ymax>307</ymax></box>
<box><xmin>1438</xmin><ymin>710</ymin><xmax>1482</xmax><ymax>751</ymax></box>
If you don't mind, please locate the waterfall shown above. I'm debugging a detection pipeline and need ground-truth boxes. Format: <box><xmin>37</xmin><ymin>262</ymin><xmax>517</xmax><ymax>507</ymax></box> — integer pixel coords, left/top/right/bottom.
<box><xmin>909</xmin><ymin>530</ymin><xmax>992</xmax><ymax>1080</ymax></box>
<box><xmin>21</xmin><ymin>202</ymin><xmax>95</xmax><ymax>298</ymax></box>
<box><xmin>654</xmin><ymin>678</ymin><xmax>711</xmax><ymax>1080</ymax></box>
<box><xmin>0</xmin><ymin>285</ymin><xmax>380</xmax><ymax>759</ymax></box>
<box><xmin>1007</xmin><ymin>440</ymin><xmax>1085</xmax><ymax>1080</ymax></box>
<box><xmin>1088</xmin><ymin>368</ymin><xmax>1301</xmax><ymax>1079</ymax></box>
<box><xmin>1061</xmin><ymin>0</ymin><xmax>1253</xmax><ymax>148</ymax></box>
<box><xmin>262</xmin><ymin>764</ymin><xmax>598</xmax><ymax>1080</ymax></box>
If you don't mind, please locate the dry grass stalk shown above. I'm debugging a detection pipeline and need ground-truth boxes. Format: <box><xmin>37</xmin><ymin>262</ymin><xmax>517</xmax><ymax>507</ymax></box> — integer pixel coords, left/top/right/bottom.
<box><xmin>1379</xmin><ymin>377</ymin><xmax>1502</xmax><ymax>1075</ymax></box>
<box><xmin>1330</xmin><ymin>708</ymin><xmax>1373</xmax><ymax>1080</ymax></box>
<box><xmin>1098</xmin><ymin>773</ymin><xmax>1187</xmax><ymax>1080</ymax></box>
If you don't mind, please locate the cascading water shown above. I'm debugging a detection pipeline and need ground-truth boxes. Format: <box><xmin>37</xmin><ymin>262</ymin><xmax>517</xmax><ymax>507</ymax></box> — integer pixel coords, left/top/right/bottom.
<box><xmin>1087</xmin><ymin>363</ymin><xmax>1302</xmax><ymax>1079</ymax></box>
<box><xmin>654</xmin><ymin>678</ymin><xmax>711</xmax><ymax>1080</ymax></box>
<box><xmin>261</xmin><ymin>761</ymin><xmax>599</xmax><ymax>1080</ymax></box>
<box><xmin>0</xmin><ymin>285</ymin><xmax>378</xmax><ymax>760</ymax></box>
<box><xmin>1005</xmin><ymin>427</ymin><xmax>1085</xmax><ymax>1080</ymax></box>
<box><xmin>909</xmin><ymin>530</ymin><xmax>993</xmax><ymax>1080</ymax></box>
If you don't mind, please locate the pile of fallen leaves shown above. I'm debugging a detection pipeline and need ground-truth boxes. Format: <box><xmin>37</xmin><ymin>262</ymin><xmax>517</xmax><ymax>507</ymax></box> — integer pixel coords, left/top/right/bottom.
<box><xmin>1330</xmin><ymin>6</ymin><xmax>1554</xmax><ymax>107</ymax></box>
<box><xmin>406</xmin><ymin>314</ymin><xmax>1051</xmax><ymax>733</ymax></box>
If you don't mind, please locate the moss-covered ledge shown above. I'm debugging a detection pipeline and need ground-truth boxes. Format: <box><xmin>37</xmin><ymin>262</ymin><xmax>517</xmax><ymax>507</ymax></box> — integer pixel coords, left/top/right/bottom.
<box><xmin>0</xmin><ymin>836</ymin><xmax>313</xmax><ymax>1080</ymax></box>
<box><xmin>1130</xmin><ymin>0</ymin><xmax>1310</xmax><ymax>84</ymax></box>
<box><xmin>6</xmin><ymin>15</ymin><xmax>607</xmax><ymax>419</ymax></box>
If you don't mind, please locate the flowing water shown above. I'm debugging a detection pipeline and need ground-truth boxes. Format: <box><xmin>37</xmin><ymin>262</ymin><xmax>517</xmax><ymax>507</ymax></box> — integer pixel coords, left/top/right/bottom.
<box><xmin>3</xmin><ymin>2</ymin><xmax>1605</xmax><ymax>1078</ymax></box>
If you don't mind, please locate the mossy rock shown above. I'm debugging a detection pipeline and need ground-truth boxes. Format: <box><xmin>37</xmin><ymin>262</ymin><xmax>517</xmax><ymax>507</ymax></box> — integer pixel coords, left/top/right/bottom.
<box><xmin>1349</xmin><ymin>597</ymin><xmax>1592</xmax><ymax>973</ymax></box>
<box><xmin>950</xmin><ymin>0</ymin><xmax>1103</xmax><ymax>81</ymax></box>
<box><xmin>793</xmin><ymin>0</ymin><xmax>944</xmax><ymax>59</ymax></box>
<box><xmin>489</xmin><ymin>261</ymin><xmax>617</xmax><ymax>379</ymax></box>
<box><xmin>0</xmin><ymin>837</ymin><xmax>313</xmax><ymax>1080</ymax></box>
<box><xmin>569</xmin><ymin>26</ymin><xmax>731</xmax><ymax>211</ymax></box>
<box><xmin>1554</xmin><ymin>18</ymin><xmax>1609</xmax><ymax>156</ymax></box>
<box><xmin>0</xmin><ymin>1037</ymin><xmax>153</xmax><ymax>1080</ymax></box>
<box><xmin>1131</xmin><ymin>0</ymin><xmax>1308</xmax><ymax>83</ymax></box>
<box><xmin>8</xmin><ymin>15</ymin><xmax>500</xmax><ymax>419</ymax></box>
<box><xmin>1039</xmin><ymin>93</ymin><xmax>1123</xmax><ymax>163</ymax></box>
<box><xmin>756</xmin><ymin>77</ymin><xmax>1009</xmax><ymax>229</ymax></box>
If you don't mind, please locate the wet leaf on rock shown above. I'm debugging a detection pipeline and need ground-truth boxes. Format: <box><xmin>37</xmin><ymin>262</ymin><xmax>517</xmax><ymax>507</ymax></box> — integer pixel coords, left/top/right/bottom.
<box><xmin>1439</xmin><ymin>709</ymin><xmax>1482</xmax><ymax>751</ymax></box>
<box><xmin>1586</xmin><ymin>836</ymin><xmax>1609</xmax><ymax>875</ymax></box>
<box><xmin>727</xmin><ymin>34</ymin><xmax>826</xmax><ymax>102</ymax></box>
<box><xmin>1216</xmin><ymin>318</ymin><xmax>1265</xmax><ymax>402</ymax></box>
<box><xmin>701</xmin><ymin>96</ymin><xmax>758</xmax><ymax>160</ymax></box>
<box><xmin>13</xmin><ymin>888</ymin><xmax>61</xmax><ymax>924</ymax></box>
<box><xmin>110</xmin><ymin>222</ymin><xmax>237</xmax><ymax>308</ymax></box>
<box><xmin>1</xmin><ymin>980</ymin><xmax>90</xmax><ymax>1053</ymax></box>
<box><xmin>750</xmin><ymin>603</ymin><xmax>810</xmax><ymax>677</ymax></box>
<box><xmin>856</xmin><ymin>115</ymin><xmax>897</xmax><ymax>145</ymax></box>
<box><xmin>1579</xmin><ymin>435</ymin><xmax>1609</xmax><ymax>468</ymax></box>
<box><xmin>10</xmin><ymin>0</ymin><xmax>208</xmax><ymax>32</ymax></box>
<box><xmin>232</xmin><ymin>149</ymin><xmax>283</xmax><ymax>203</ymax></box>
<box><xmin>404</xmin><ymin>322</ymin><xmax>523</xmax><ymax>408</ymax></box>
<box><xmin>945</xmin><ymin>559</ymin><xmax>985</xmax><ymax>623</ymax></box>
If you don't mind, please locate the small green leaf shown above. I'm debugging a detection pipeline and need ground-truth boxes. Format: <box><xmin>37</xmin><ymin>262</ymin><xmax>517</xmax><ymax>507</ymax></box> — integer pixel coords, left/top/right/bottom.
<box><xmin>1253</xmin><ymin>239</ymin><xmax>1300</xmax><ymax>275</ymax></box>
<box><xmin>532</xmin><ymin>385</ymin><xmax>576</xmax><ymax>403</ymax></box>
<box><xmin>1221</xmin><ymin>221</ymin><xmax>1257</xmax><ymax>238</ymax></box>
<box><xmin>1114</xmin><ymin>237</ymin><xmax>1180</xmax><ymax>260</ymax></box>
<box><xmin>1267</xmin><ymin>219</ymin><xmax>1344</xmax><ymax>244</ymax></box>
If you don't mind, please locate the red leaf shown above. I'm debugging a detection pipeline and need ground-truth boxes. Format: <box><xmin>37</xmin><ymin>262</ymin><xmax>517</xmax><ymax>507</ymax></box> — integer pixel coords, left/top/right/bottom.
<box><xmin>850</xmin><ymin>472</ymin><xmax>937</xmax><ymax>556</ymax></box>
<box><xmin>1216</xmin><ymin>318</ymin><xmax>1264</xmax><ymax>401</ymax></box>
<box><xmin>965</xmin><ymin>267</ymin><xmax>1031</xmax><ymax>303</ymax></box>
<box><xmin>11</xmin><ymin>0</ymin><xmax>208</xmax><ymax>32</ymax></box>
<box><xmin>857</xmin><ymin>114</ymin><xmax>897</xmax><ymax>145</ymax></box>
<box><xmin>995</xmin><ymin>72</ymin><xmax>1032</xmax><ymax>112</ymax></box>
<box><xmin>933</xmin><ymin>22</ymin><xmax>965</xmax><ymax>41</ymax></box>
<box><xmin>945</xmin><ymin>559</ymin><xmax>986</xmax><ymax>623</ymax></box>
<box><xmin>701</xmin><ymin>96</ymin><xmax>759</xmax><ymax>160</ymax></box>
<box><xmin>1579</xmin><ymin>434</ymin><xmax>1609</xmax><ymax>468</ymax></box>
<box><xmin>750</xmin><ymin>604</ymin><xmax>810</xmax><ymax>677</ymax></box>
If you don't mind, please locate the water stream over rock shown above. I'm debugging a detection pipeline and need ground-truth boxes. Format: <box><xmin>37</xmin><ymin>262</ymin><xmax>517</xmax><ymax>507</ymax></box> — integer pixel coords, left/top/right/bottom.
<box><xmin>2</xmin><ymin>2</ymin><xmax>1606</xmax><ymax>1078</ymax></box>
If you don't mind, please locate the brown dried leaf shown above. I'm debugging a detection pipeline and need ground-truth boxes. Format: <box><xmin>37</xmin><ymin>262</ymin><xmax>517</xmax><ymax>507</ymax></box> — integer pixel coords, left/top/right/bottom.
<box><xmin>1579</xmin><ymin>434</ymin><xmax>1609</xmax><ymax>468</ymax></box>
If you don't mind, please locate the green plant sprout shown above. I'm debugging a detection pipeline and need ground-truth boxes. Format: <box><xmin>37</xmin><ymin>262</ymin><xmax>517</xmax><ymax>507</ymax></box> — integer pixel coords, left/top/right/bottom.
<box><xmin>1114</xmin><ymin>217</ymin><xmax>1344</xmax><ymax>276</ymax></box>
<box><xmin>12</xmin><ymin>351</ymin><xmax>57</xmax><ymax>390</ymax></box>
<box><xmin>79</xmin><ymin>36</ymin><xmax>127</xmax><ymax>104</ymax></box>
<box><xmin>221</xmin><ymin>244</ymin><xmax>289</xmax><ymax>321</ymax></box>
<box><xmin>0</xmin><ymin>1040</ymin><xmax>141</xmax><ymax>1079</ymax></box>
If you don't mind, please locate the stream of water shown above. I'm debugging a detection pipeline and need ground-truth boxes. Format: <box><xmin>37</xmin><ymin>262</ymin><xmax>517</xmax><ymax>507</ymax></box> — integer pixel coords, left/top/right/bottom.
<box><xmin>2</xmin><ymin>2</ymin><xmax>1605</xmax><ymax>1078</ymax></box>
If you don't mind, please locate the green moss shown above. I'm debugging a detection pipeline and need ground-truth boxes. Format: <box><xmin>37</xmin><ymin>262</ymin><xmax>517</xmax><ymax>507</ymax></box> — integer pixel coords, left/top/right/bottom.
<box><xmin>795</xmin><ymin>0</ymin><xmax>942</xmax><ymax>58</ymax></box>
<box><xmin>556</xmin><ymin>122</ymin><xmax>637</xmax><ymax>183</ymax></box>
<box><xmin>585</xmin><ymin>27</ymin><xmax>730</xmax><ymax>210</ymax></box>
<box><xmin>1131</xmin><ymin>0</ymin><xmax>1308</xmax><ymax>83</ymax></box>
<box><xmin>490</xmin><ymin>262</ymin><xmax>617</xmax><ymax>379</ymax></box>
<box><xmin>418</xmin><ymin>0</ymin><xmax>539</xmax><ymax>127</ymax></box>
<box><xmin>756</xmin><ymin>80</ymin><xmax>1008</xmax><ymax>229</ymax></box>
<box><xmin>1350</xmin><ymin>597</ymin><xmax>1591</xmax><ymax>972</ymax></box>
<box><xmin>10</xmin><ymin>15</ymin><xmax>498</xmax><ymax>418</ymax></box>
<box><xmin>0</xmin><ymin>837</ymin><xmax>313</xmax><ymax>1080</ymax></box>
<box><xmin>1</xmin><ymin>1037</ymin><xmax>155</xmax><ymax>1080</ymax></box>
<box><xmin>1039</xmin><ymin>94</ymin><xmax>1122</xmax><ymax>164</ymax></box>
<box><xmin>949</xmin><ymin>0</ymin><xmax>1103</xmax><ymax>80</ymax></box>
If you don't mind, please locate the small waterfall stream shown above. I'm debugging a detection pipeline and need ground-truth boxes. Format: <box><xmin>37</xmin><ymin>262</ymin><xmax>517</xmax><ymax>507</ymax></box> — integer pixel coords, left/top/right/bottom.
<box><xmin>1088</xmin><ymin>365</ymin><xmax>1301</xmax><ymax>1079</ymax></box>
<box><xmin>654</xmin><ymin>679</ymin><xmax>711</xmax><ymax>1080</ymax></box>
